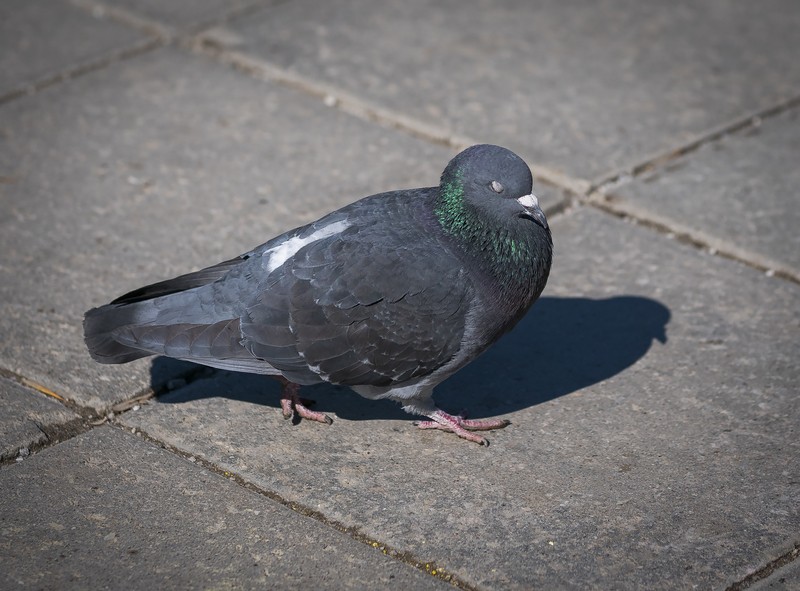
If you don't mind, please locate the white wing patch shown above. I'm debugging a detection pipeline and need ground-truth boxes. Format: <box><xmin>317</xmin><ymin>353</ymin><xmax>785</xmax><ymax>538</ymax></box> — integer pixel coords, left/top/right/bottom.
<box><xmin>265</xmin><ymin>219</ymin><xmax>351</xmax><ymax>273</ymax></box>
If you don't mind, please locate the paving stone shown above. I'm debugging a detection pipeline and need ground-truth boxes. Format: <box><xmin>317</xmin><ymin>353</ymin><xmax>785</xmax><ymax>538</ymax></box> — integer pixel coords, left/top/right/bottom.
<box><xmin>101</xmin><ymin>0</ymin><xmax>261</xmax><ymax>30</ymax></box>
<box><xmin>0</xmin><ymin>377</ymin><xmax>81</xmax><ymax>463</ymax></box>
<box><xmin>121</xmin><ymin>207</ymin><xmax>800</xmax><ymax>589</ymax></box>
<box><xmin>0</xmin><ymin>46</ymin><xmax>462</xmax><ymax>412</ymax></box>
<box><xmin>613</xmin><ymin>106</ymin><xmax>800</xmax><ymax>276</ymax></box>
<box><xmin>749</xmin><ymin>554</ymin><xmax>800</xmax><ymax>591</ymax></box>
<box><xmin>0</xmin><ymin>0</ymin><xmax>147</xmax><ymax>98</ymax></box>
<box><xmin>0</xmin><ymin>427</ymin><xmax>446</xmax><ymax>590</ymax></box>
<box><xmin>220</xmin><ymin>0</ymin><xmax>800</xmax><ymax>181</ymax></box>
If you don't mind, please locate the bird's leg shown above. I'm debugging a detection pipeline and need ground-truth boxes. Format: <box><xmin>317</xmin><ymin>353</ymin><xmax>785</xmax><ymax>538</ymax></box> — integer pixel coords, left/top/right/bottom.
<box><xmin>414</xmin><ymin>409</ymin><xmax>510</xmax><ymax>446</ymax></box>
<box><xmin>274</xmin><ymin>377</ymin><xmax>332</xmax><ymax>425</ymax></box>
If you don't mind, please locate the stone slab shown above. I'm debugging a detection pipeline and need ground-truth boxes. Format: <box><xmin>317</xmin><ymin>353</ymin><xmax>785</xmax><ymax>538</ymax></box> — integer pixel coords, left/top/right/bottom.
<box><xmin>219</xmin><ymin>0</ymin><xmax>800</xmax><ymax>181</ymax></box>
<box><xmin>100</xmin><ymin>0</ymin><xmax>260</xmax><ymax>30</ymax></box>
<box><xmin>0</xmin><ymin>0</ymin><xmax>147</xmax><ymax>98</ymax></box>
<box><xmin>0</xmin><ymin>377</ymin><xmax>81</xmax><ymax>463</ymax></box>
<box><xmin>0</xmin><ymin>426</ymin><xmax>449</xmax><ymax>590</ymax></box>
<box><xmin>613</xmin><ymin>106</ymin><xmax>800</xmax><ymax>276</ymax></box>
<box><xmin>0</xmin><ymin>46</ymin><xmax>467</xmax><ymax>412</ymax></box>
<box><xmin>121</xmin><ymin>208</ymin><xmax>800</xmax><ymax>589</ymax></box>
<box><xmin>750</xmin><ymin>556</ymin><xmax>800</xmax><ymax>591</ymax></box>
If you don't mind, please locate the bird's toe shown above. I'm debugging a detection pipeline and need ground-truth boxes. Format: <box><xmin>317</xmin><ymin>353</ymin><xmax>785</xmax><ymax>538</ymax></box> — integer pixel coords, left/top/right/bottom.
<box><xmin>277</xmin><ymin>378</ymin><xmax>332</xmax><ymax>425</ymax></box>
<box><xmin>415</xmin><ymin>410</ymin><xmax>508</xmax><ymax>444</ymax></box>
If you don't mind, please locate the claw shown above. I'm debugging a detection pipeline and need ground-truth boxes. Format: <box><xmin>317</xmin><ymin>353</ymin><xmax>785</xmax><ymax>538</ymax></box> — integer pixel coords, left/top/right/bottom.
<box><xmin>415</xmin><ymin>410</ymin><xmax>510</xmax><ymax>445</ymax></box>
<box><xmin>275</xmin><ymin>377</ymin><xmax>332</xmax><ymax>425</ymax></box>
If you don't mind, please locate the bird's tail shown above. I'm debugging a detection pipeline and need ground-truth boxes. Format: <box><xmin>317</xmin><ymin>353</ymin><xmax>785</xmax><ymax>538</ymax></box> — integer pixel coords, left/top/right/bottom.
<box><xmin>83</xmin><ymin>301</ymin><xmax>155</xmax><ymax>364</ymax></box>
<box><xmin>84</xmin><ymin>255</ymin><xmax>248</xmax><ymax>364</ymax></box>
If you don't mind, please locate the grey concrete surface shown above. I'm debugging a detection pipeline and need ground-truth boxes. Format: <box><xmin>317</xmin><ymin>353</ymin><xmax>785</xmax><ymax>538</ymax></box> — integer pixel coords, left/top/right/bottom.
<box><xmin>2</xmin><ymin>0</ymin><xmax>799</xmax><ymax>588</ymax></box>
<box><xmin>613</xmin><ymin>107</ymin><xmax>800</xmax><ymax>276</ymax></box>
<box><xmin>0</xmin><ymin>426</ymin><xmax>449</xmax><ymax>590</ymax></box>
<box><xmin>0</xmin><ymin>377</ymin><xmax>81</xmax><ymax>463</ymax></box>
<box><xmin>0</xmin><ymin>0</ymin><xmax>147</xmax><ymax>98</ymax></box>
<box><xmin>0</xmin><ymin>46</ymin><xmax>462</xmax><ymax>413</ymax></box>
<box><xmin>120</xmin><ymin>208</ymin><xmax>800</xmax><ymax>589</ymax></box>
<box><xmin>219</xmin><ymin>0</ymin><xmax>800</xmax><ymax>181</ymax></box>
<box><xmin>750</xmin><ymin>554</ymin><xmax>800</xmax><ymax>591</ymax></box>
<box><xmin>100</xmin><ymin>0</ymin><xmax>264</xmax><ymax>30</ymax></box>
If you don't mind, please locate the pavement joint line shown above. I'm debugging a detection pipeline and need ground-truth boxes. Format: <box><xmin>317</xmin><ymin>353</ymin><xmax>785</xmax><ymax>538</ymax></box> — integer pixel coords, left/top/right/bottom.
<box><xmin>0</xmin><ymin>365</ymin><xmax>97</xmax><ymax>421</ymax></box>
<box><xmin>0</xmin><ymin>0</ymin><xmax>281</xmax><ymax>107</ymax></box>
<box><xmin>585</xmin><ymin>195</ymin><xmax>800</xmax><ymax>286</ymax></box>
<box><xmin>588</xmin><ymin>91</ymin><xmax>800</xmax><ymax>194</ymax></box>
<box><xmin>0</xmin><ymin>368</ymin><xmax>94</xmax><ymax>466</ymax></box>
<box><xmin>189</xmin><ymin>34</ymin><xmax>592</xmax><ymax>200</ymax></box>
<box><xmin>120</xmin><ymin>421</ymin><xmax>478</xmax><ymax>590</ymax></box>
<box><xmin>0</xmin><ymin>413</ymin><xmax>89</xmax><ymax>467</ymax></box>
<box><xmin>67</xmin><ymin>0</ymin><xmax>177</xmax><ymax>40</ymax></box>
<box><xmin>191</xmin><ymin>37</ymin><xmax>475</xmax><ymax>150</ymax></box>
<box><xmin>578</xmin><ymin>92</ymin><xmax>800</xmax><ymax>285</ymax></box>
<box><xmin>66</xmin><ymin>0</ymin><xmax>285</xmax><ymax>43</ymax></box>
<box><xmin>0</xmin><ymin>36</ymin><xmax>162</xmax><ymax>107</ymax></box>
<box><xmin>0</xmin><ymin>362</ymin><xmax>213</xmax><ymax>466</ymax></box>
<box><xmin>725</xmin><ymin>541</ymin><xmax>800</xmax><ymax>590</ymax></box>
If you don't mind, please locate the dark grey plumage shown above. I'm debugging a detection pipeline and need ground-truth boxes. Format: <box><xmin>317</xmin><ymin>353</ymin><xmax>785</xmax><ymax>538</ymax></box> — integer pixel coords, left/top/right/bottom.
<box><xmin>85</xmin><ymin>144</ymin><xmax>552</xmax><ymax>444</ymax></box>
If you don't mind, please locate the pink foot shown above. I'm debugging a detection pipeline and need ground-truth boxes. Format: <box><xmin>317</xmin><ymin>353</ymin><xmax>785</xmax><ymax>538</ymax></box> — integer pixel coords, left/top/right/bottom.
<box><xmin>275</xmin><ymin>378</ymin><xmax>332</xmax><ymax>425</ymax></box>
<box><xmin>414</xmin><ymin>410</ymin><xmax>510</xmax><ymax>445</ymax></box>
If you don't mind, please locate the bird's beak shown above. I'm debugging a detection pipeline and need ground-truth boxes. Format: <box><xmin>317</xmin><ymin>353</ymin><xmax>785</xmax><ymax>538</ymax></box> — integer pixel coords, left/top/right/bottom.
<box><xmin>517</xmin><ymin>193</ymin><xmax>549</xmax><ymax>230</ymax></box>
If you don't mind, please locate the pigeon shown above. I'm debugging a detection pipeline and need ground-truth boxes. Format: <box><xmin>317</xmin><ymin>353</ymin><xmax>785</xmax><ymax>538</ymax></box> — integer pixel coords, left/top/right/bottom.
<box><xmin>84</xmin><ymin>144</ymin><xmax>553</xmax><ymax>444</ymax></box>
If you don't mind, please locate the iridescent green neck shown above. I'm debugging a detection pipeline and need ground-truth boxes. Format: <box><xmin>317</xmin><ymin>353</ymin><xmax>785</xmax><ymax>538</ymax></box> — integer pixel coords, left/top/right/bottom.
<box><xmin>434</xmin><ymin>171</ymin><xmax>534</xmax><ymax>281</ymax></box>
<box><xmin>434</xmin><ymin>170</ymin><xmax>473</xmax><ymax>239</ymax></box>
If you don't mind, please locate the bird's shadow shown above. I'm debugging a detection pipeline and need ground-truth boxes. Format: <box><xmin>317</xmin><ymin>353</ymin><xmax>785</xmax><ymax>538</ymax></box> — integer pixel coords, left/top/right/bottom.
<box><xmin>151</xmin><ymin>295</ymin><xmax>670</xmax><ymax>421</ymax></box>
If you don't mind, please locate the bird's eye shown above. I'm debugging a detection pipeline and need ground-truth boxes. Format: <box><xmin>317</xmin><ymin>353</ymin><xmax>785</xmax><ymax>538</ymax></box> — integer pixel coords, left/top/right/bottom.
<box><xmin>490</xmin><ymin>181</ymin><xmax>504</xmax><ymax>193</ymax></box>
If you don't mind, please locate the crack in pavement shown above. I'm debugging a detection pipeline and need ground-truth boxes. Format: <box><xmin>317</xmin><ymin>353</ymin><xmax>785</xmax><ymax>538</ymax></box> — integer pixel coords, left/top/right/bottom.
<box><xmin>115</xmin><ymin>422</ymin><xmax>478</xmax><ymax>590</ymax></box>
<box><xmin>725</xmin><ymin>541</ymin><xmax>800</xmax><ymax>590</ymax></box>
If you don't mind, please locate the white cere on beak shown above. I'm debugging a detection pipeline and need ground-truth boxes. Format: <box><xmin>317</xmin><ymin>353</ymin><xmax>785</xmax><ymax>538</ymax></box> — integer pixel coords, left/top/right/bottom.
<box><xmin>517</xmin><ymin>193</ymin><xmax>540</xmax><ymax>209</ymax></box>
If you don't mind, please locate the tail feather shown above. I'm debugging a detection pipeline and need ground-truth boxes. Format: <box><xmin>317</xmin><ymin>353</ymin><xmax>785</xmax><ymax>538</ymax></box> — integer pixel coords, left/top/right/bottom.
<box><xmin>84</xmin><ymin>301</ymin><xmax>252</xmax><ymax>365</ymax></box>
<box><xmin>84</xmin><ymin>302</ymin><xmax>155</xmax><ymax>364</ymax></box>
<box><xmin>110</xmin><ymin>256</ymin><xmax>245</xmax><ymax>305</ymax></box>
<box><xmin>84</xmin><ymin>256</ymin><xmax>247</xmax><ymax>364</ymax></box>
<box><xmin>112</xmin><ymin>318</ymin><xmax>243</xmax><ymax>360</ymax></box>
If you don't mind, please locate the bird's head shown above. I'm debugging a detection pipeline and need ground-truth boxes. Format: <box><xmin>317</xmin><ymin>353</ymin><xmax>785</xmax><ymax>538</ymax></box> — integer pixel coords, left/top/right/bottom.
<box><xmin>436</xmin><ymin>144</ymin><xmax>550</xmax><ymax>240</ymax></box>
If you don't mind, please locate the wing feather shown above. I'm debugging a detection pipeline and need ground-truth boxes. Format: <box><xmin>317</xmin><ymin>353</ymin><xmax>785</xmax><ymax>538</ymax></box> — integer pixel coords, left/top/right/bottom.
<box><xmin>240</xmin><ymin>191</ymin><xmax>471</xmax><ymax>387</ymax></box>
